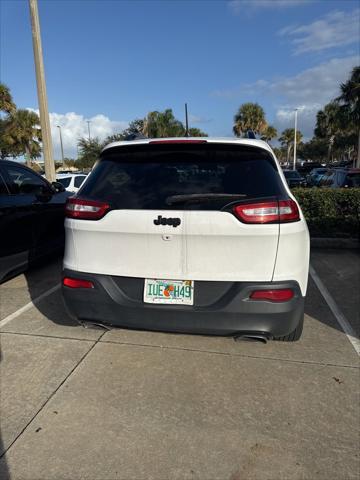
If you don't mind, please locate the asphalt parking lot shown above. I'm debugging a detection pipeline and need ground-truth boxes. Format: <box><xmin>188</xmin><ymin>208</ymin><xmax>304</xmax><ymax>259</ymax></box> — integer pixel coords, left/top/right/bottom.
<box><xmin>0</xmin><ymin>249</ymin><xmax>359</xmax><ymax>480</ymax></box>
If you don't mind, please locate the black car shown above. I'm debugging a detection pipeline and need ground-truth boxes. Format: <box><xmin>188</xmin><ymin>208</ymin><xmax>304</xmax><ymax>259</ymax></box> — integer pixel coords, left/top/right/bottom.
<box><xmin>283</xmin><ymin>169</ymin><xmax>306</xmax><ymax>187</ymax></box>
<box><xmin>0</xmin><ymin>160</ymin><xmax>71</xmax><ymax>283</ymax></box>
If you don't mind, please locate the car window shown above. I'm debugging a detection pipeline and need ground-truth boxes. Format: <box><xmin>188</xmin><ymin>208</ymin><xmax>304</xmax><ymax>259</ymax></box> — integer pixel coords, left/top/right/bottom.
<box><xmin>5</xmin><ymin>165</ymin><xmax>50</xmax><ymax>195</ymax></box>
<box><xmin>0</xmin><ymin>172</ymin><xmax>9</xmax><ymax>195</ymax></box>
<box><xmin>284</xmin><ymin>171</ymin><xmax>300</xmax><ymax>179</ymax></box>
<box><xmin>57</xmin><ymin>177</ymin><xmax>71</xmax><ymax>188</ymax></box>
<box><xmin>74</xmin><ymin>175</ymin><xmax>86</xmax><ymax>188</ymax></box>
<box><xmin>80</xmin><ymin>144</ymin><xmax>288</xmax><ymax>210</ymax></box>
<box><xmin>345</xmin><ymin>174</ymin><xmax>360</xmax><ymax>187</ymax></box>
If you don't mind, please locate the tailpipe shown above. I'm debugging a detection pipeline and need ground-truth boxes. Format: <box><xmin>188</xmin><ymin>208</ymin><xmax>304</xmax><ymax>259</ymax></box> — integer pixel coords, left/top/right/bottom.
<box><xmin>233</xmin><ymin>332</ymin><xmax>271</xmax><ymax>344</ymax></box>
<box><xmin>79</xmin><ymin>320</ymin><xmax>111</xmax><ymax>331</ymax></box>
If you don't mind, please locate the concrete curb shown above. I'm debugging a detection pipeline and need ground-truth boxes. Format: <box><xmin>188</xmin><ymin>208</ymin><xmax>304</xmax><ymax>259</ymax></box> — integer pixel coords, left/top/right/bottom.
<box><xmin>311</xmin><ymin>237</ymin><xmax>360</xmax><ymax>249</ymax></box>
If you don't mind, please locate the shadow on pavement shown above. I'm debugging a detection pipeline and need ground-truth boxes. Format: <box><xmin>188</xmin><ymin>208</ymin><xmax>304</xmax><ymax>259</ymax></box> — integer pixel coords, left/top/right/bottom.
<box><xmin>24</xmin><ymin>254</ymin><xmax>78</xmax><ymax>328</ymax></box>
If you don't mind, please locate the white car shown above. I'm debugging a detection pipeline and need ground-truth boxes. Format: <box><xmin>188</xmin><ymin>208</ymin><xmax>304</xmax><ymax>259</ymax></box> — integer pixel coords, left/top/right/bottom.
<box><xmin>56</xmin><ymin>173</ymin><xmax>87</xmax><ymax>193</ymax></box>
<box><xmin>62</xmin><ymin>138</ymin><xmax>309</xmax><ymax>342</ymax></box>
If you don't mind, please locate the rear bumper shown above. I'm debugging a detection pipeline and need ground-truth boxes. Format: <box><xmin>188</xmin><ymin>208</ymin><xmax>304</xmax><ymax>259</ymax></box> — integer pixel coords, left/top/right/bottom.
<box><xmin>62</xmin><ymin>269</ymin><xmax>304</xmax><ymax>337</ymax></box>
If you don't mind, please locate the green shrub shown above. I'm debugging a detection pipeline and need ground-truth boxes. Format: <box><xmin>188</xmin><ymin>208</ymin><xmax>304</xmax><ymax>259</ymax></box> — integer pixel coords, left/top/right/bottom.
<box><xmin>292</xmin><ymin>188</ymin><xmax>360</xmax><ymax>238</ymax></box>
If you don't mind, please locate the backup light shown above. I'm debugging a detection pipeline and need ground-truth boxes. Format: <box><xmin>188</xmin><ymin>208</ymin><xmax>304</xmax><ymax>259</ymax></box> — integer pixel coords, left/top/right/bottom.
<box><xmin>233</xmin><ymin>199</ymin><xmax>299</xmax><ymax>224</ymax></box>
<box><xmin>65</xmin><ymin>198</ymin><xmax>110</xmax><ymax>220</ymax></box>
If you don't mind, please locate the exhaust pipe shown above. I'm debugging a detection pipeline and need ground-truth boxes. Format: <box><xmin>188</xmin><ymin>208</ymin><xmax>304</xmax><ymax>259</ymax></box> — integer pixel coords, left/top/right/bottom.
<box><xmin>80</xmin><ymin>321</ymin><xmax>111</xmax><ymax>331</ymax></box>
<box><xmin>233</xmin><ymin>332</ymin><xmax>270</xmax><ymax>344</ymax></box>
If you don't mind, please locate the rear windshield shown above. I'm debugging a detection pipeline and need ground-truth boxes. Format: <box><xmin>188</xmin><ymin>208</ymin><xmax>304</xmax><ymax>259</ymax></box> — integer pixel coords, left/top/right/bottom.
<box><xmin>79</xmin><ymin>143</ymin><xmax>287</xmax><ymax>210</ymax></box>
<box><xmin>57</xmin><ymin>177</ymin><xmax>71</xmax><ymax>188</ymax></box>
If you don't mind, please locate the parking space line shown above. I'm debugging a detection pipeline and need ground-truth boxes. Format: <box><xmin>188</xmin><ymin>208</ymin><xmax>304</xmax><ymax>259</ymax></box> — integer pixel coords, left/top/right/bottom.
<box><xmin>310</xmin><ymin>265</ymin><xmax>360</xmax><ymax>356</ymax></box>
<box><xmin>0</xmin><ymin>284</ymin><xmax>61</xmax><ymax>328</ymax></box>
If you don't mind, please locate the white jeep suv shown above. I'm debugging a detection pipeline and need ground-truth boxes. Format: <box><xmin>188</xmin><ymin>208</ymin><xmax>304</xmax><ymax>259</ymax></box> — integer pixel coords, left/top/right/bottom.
<box><xmin>62</xmin><ymin>138</ymin><xmax>309</xmax><ymax>341</ymax></box>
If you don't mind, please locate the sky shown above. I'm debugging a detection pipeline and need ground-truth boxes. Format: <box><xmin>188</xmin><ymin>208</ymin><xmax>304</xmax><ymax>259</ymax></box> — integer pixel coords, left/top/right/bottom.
<box><xmin>1</xmin><ymin>0</ymin><xmax>359</xmax><ymax>159</ymax></box>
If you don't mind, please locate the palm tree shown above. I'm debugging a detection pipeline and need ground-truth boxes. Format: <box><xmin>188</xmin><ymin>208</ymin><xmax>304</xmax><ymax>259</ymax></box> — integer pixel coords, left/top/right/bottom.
<box><xmin>0</xmin><ymin>83</ymin><xmax>16</xmax><ymax>114</ymax></box>
<box><xmin>77</xmin><ymin>137</ymin><xmax>104</xmax><ymax>168</ymax></box>
<box><xmin>3</xmin><ymin>109</ymin><xmax>41</xmax><ymax>165</ymax></box>
<box><xmin>143</xmin><ymin>109</ymin><xmax>185</xmax><ymax>138</ymax></box>
<box><xmin>233</xmin><ymin>103</ymin><xmax>267</xmax><ymax>137</ymax></box>
<box><xmin>260</xmin><ymin>125</ymin><xmax>278</xmax><ymax>144</ymax></box>
<box><xmin>314</xmin><ymin>101</ymin><xmax>345</xmax><ymax>162</ymax></box>
<box><xmin>337</xmin><ymin>66</ymin><xmax>360</xmax><ymax>167</ymax></box>
<box><xmin>279</xmin><ymin>128</ymin><xmax>303</xmax><ymax>164</ymax></box>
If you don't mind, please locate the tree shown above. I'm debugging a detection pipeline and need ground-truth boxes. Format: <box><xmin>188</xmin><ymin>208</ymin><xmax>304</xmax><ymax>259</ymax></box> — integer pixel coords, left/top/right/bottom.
<box><xmin>77</xmin><ymin>137</ymin><xmax>104</xmax><ymax>169</ymax></box>
<box><xmin>314</xmin><ymin>101</ymin><xmax>345</xmax><ymax>162</ymax></box>
<box><xmin>188</xmin><ymin>127</ymin><xmax>208</xmax><ymax>137</ymax></box>
<box><xmin>260</xmin><ymin>125</ymin><xmax>278</xmax><ymax>144</ymax></box>
<box><xmin>233</xmin><ymin>103</ymin><xmax>267</xmax><ymax>137</ymax></box>
<box><xmin>0</xmin><ymin>83</ymin><xmax>16</xmax><ymax>115</ymax></box>
<box><xmin>337</xmin><ymin>66</ymin><xmax>360</xmax><ymax>167</ymax></box>
<box><xmin>2</xmin><ymin>109</ymin><xmax>42</xmax><ymax>165</ymax></box>
<box><xmin>279</xmin><ymin>128</ymin><xmax>303</xmax><ymax>164</ymax></box>
<box><xmin>143</xmin><ymin>109</ymin><xmax>185</xmax><ymax>138</ymax></box>
<box><xmin>298</xmin><ymin>137</ymin><xmax>328</xmax><ymax>162</ymax></box>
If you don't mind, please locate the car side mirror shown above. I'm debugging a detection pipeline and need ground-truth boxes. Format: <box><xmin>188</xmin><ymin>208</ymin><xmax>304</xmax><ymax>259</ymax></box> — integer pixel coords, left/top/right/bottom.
<box><xmin>51</xmin><ymin>181</ymin><xmax>65</xmax><ymax>193</ymax></box>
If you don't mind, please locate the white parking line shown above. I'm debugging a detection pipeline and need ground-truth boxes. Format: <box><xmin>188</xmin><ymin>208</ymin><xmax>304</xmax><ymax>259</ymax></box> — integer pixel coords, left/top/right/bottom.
<box><xmin>0</xmin><ymin>284</ymin><xmax>61</xmax><ymax>329</ymax></box>
<box><xmin>310</xmin><ymin>265</ymin><xmax>360</xmax><ymax>356</ymax></box>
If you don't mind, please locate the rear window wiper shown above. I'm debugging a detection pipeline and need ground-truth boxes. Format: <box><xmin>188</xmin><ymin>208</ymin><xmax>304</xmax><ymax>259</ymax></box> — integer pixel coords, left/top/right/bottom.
<box><xmin>166</xmin><ymin>193</ymin><xmax>247</xmax><ymax>205</ymax></box>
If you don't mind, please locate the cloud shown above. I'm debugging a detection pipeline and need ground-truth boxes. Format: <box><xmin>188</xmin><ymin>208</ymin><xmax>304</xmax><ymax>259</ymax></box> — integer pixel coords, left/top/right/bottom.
<box><xmin>211</xmin><ymin>55</ymin><xmax>359</xmax><ymax>138</ymax></box>
<box><xmin>279</xmin><ymin>9</ymin><xmax>360</xmax><ymax>54</ymax></box>
<box><xmin>29</xmin><ymin>110</ymin><xmax>128</xmax><ymax>159</ymax></box>
<box><xmin>229</xmin><ymin>0</ymin><xmax>310</xmax><ymax>13</ymax></box>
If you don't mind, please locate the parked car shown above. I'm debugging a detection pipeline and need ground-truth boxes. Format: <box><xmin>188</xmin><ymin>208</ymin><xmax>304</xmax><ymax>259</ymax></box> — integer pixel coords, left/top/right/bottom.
<box><xmin>318</xmin><ymin>168</ymin><xmax>360</xmax><ymax>188</ymax></box>
<box><xmin>0</xmin><ymin>160</ymin><xmax>71</xmax><ymax>283</ymax></box>
<box><xmin>56</xmin><ymin>173</ymin><xmax>87</xmax><ymax>193</ymax></box>
<box><xmin>306</xmin><ymin>168</ymin><xmax>329</xmax><ymax>186</ymax></box>
<box><xmin>283</xmin><ymin>169</ymin><xmax>306</xmax><ymax>187</ymax></box>
<box><xmin>62</xmin><ymin>138</ymin><xmax>310</xmax><ymax>342</ymax></box>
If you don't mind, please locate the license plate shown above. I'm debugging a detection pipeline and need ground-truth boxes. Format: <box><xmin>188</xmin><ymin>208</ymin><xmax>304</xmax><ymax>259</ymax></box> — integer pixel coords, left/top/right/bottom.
<box><xmin>144</xmin><ymin>279</ymin><xmax>194</xmax><ymax>305</ymax></box>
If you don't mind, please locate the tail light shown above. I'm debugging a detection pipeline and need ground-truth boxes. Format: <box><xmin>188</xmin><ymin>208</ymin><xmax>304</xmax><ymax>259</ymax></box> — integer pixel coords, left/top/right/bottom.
<box><xmin>63</xmin><ymin>277</ymin><xmax>94</xmax><ymax>289</ymax></box>
<box><xmin>65</xmin><ymin>198</ymin><xmax>110</xmax><ymax>220</ymax></box>
<box><xmin>250</xmin><ymin>289</ymin><xmax>294</xmax><ymax>302</ymax></box>
<box><xmin>233</xmin><ymin>199</ymin><xmax>299</xmax><ymax>224</ymax></box>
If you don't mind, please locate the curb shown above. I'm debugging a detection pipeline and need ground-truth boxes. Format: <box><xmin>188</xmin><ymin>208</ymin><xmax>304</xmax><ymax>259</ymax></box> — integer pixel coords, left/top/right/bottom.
<box><xmin>311</xmin><ymin>237</ymin><xmax>360</xmax><ymax>249</ymax></box>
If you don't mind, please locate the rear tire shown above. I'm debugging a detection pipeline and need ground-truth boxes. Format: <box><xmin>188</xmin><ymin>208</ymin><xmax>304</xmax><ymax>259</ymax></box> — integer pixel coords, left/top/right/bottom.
<box><xmin>274</xmin><ymin>315</ymin><xmax>304</xmax><ymax>342</ymax></box>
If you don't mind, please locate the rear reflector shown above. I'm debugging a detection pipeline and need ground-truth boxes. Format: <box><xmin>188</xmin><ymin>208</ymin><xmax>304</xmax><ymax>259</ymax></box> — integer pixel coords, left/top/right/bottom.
<box><xmin>65</xmin><ymin>198</ymin><xmax>110</xmax><ymax>220</ymax></box>
<box><xmin>149</xmin><ymin>140</ymin><xmax>207</xmax><ymax>144</ymax></box>
<box><xmin>63</xmin><ymin>277</ymin><xmax>94</xmax><ymax>289</ymax></box>
<box><xmin>250</xmin><ymin>289</ymin><xmax>294</xmax><ymax>302</ymax></box>
<box><xmin>233</xmin><ymin>199</ymin><xmax>299</xmax><ymax>224</ymax></box>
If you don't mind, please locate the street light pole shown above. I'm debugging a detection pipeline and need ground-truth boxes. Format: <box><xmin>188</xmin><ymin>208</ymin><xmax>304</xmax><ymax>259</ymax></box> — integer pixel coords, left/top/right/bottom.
<box><xmin>57</xmin><ymin>125</ymin><xmax>64</xmax><ymax>165</ymax></box>
<box><xmin>293</xmin><ymin>108</ymin><xmax>298</xmax><ymax>171</ymax></box>
<box><xmin>28</xmin><ymin>0</ymin><xmax>56</xmax><ymax>182</ymax></box>
<box><xmin>87</xmin><ymin>121</ymin><xmax>91</xmax><ymax>141</ymax></box>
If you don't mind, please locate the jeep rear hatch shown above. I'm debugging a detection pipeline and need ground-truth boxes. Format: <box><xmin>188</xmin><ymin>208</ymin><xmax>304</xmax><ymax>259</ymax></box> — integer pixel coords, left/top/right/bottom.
<box><xmin>66</xmin><ymin>143</ymin><xmax>288</xmax><ymax>281</ymax></box>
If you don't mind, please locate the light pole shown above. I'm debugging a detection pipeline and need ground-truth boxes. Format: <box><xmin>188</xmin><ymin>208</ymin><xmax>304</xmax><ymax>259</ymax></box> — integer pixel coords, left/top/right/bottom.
<box><xmin>29</xmin><ymin>0</ymin><xmax>56</xmax><ymax>182</ymax></box>
<box><xmin>57</xmin><ymin>125</ymin><xmax>64</xmax><ymax>165</ymax></box>
<box><xmin>293</xmin><ymin>108</ymin><xmax>298</xmax><ymax>171</ymax></box>
<box><xmin>86</xmin><ymin>120</ymin><xmax>91</xmax><ymax>141</ymax></box>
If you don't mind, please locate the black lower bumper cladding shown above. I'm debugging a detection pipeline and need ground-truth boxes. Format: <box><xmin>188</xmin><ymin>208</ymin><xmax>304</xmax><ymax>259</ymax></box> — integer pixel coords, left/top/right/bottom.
<box><xmin>62</xmin><ymin>269</ymin><xmax>304</xmax><ymax>337</ymax></box>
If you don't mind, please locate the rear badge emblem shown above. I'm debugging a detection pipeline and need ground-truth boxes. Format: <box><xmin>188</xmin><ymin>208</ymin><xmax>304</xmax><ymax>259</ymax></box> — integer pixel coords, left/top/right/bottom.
<box><xmin>154</xmin><ymin>215</ymin><xmax>181</xmax><ymax>228</ymax></box>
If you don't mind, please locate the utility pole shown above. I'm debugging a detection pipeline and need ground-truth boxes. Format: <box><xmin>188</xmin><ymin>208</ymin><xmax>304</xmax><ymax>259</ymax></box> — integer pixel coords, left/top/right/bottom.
<box><xmin>29</xmin><ymin>0</ymin><xmax>56</xmax><ymax>182</ymax></box>
<box><xmin>57</xmin><ymin>125</ymin><xmax>64</xmax><ymax>165</ymax></box>
<box><xmin>293</xmin><ymin>108</ymin><xmax>298</xmax><ymax>171</ymax></box>
<box><xmin>87</xmin><ymin>120</ymin><xmax>91</xmax><ymax>141</ymax></box>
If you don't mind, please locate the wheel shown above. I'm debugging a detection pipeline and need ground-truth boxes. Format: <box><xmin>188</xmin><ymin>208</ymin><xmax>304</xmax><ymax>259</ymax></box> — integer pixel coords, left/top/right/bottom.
<box><xmin>274</xmin><ymin>315</ymin><xmax>304</xmax><ymax>342</ymax></box>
